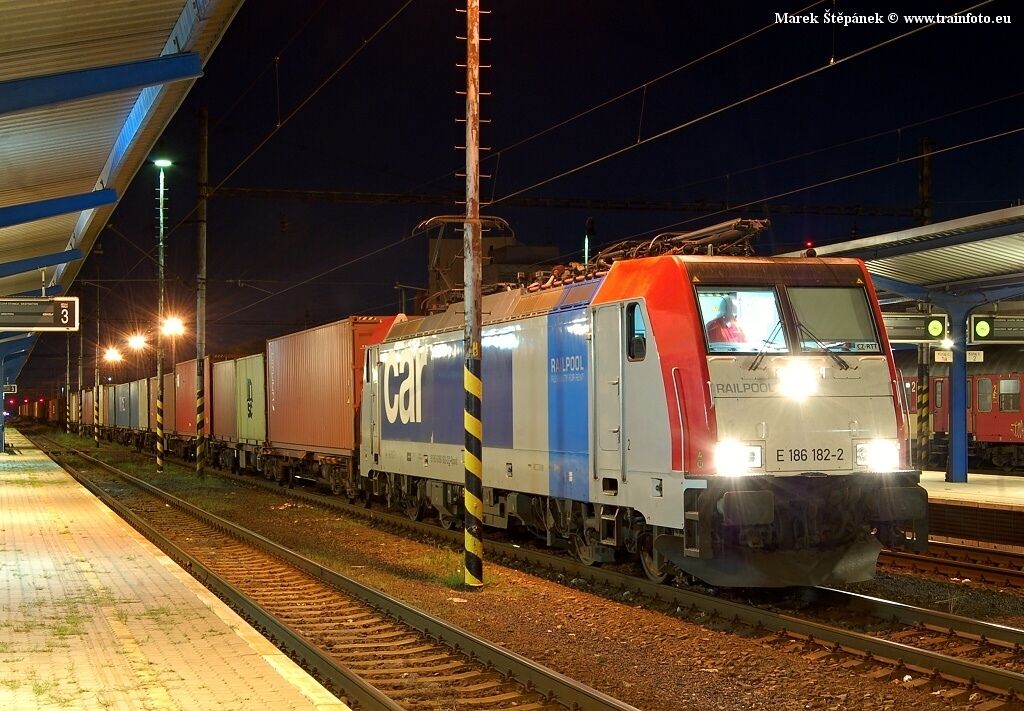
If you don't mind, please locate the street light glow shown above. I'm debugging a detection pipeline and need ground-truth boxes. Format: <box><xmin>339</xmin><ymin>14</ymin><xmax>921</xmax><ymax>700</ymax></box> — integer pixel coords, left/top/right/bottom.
<box><xmin>103</xmin><ymin>347</ymin><xmax>123</xmax><ymax>363</ymax></box>
<box><xmin>162</xmin><ymin>316</ymin><xmax>185</xmax><ymax>336</ymax></box>
<box><xmin>127</xmin><ymin>334</ymin><xmax>147</xmax><ymax>350</ymax></box>
<box><xmin>154</xmin><ymin>158</ymin><xmax>172</xmax><ymax>168</ymax></box>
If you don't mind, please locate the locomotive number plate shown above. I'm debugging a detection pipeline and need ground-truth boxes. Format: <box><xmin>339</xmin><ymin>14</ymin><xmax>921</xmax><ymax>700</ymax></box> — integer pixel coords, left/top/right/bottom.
<box><xmin>776</xmin><ymin>447</ymin><xmax>845</xmax><ymax>463</ymax></box>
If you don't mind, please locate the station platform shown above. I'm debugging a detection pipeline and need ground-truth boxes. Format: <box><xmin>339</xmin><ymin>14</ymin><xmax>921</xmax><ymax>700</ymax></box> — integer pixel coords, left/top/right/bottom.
<box><xmin>920</xmin><ymin>468</ymin><xmax>1024</xmax><ymax>551</ymax></box>
<box><xmin>920</xmin><ymin>468</ymin><xmax>1024</xmax><ymax>511</ymax></box>
<box><xmin>0</xmin><ymin>428</ymin><xmax>348</xmax><ymax>711</ymax></box>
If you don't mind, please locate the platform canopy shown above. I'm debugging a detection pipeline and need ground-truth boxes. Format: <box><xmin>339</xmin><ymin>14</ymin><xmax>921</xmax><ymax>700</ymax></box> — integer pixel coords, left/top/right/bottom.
<box><xmin>0</xmin><ymin>0</ymin><xmax>245</xmax><ymax>381</ymax></box>
<box><xmin>776</xmin><ymin>205</ymin><xmax>1024</xmax><ymax>302</ymax></box>
<box><xmin>777</xmin><ymin>205</ymin><xmax>1024</xmax><ymax>483</ymax></box>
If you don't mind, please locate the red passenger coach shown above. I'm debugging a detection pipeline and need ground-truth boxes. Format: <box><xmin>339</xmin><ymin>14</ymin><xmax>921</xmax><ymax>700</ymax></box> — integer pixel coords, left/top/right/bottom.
<box><xmin>894</xmin><ymin>347</ymin><xmax>1024</xmax><ymax>469</ymax></box>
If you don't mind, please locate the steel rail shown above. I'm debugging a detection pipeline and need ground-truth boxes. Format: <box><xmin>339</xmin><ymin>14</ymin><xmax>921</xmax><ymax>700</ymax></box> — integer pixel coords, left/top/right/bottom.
<box><xmin>201</xmin><ymin>471</ymin><xmax>1024</xmax><ymax>699</ymax></box>
<box><xmin>49</xmin><ymin>441</ymin><xmax>640</xmax><ymax>711</ymax></box>
<box><xmin>49</xmin><ymin>432</ymin><xmax>1024</xmax><ymax>701</ymax></box>
<box><xmin>811</xmin><ymin>586</ymin><xmax>1024</xmax><ymax>649</ymax></box>
<box><xmin>882</xmin><ymin>548</ymin><xmax>1024</xmax><ymax>589</ymax></box>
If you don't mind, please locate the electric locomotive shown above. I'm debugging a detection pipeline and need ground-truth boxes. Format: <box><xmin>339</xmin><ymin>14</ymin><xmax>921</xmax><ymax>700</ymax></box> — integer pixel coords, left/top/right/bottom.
<box><xmin>361</xmin><ymin>220</ymin><xmax>928</xmax><ymax>587</ymax></box>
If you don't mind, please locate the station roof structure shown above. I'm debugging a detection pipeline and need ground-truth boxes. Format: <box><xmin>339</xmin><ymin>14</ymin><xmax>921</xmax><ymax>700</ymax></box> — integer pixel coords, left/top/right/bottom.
<box><xmin>776</xmin><ymin>204</ymin><xmax>1024</xmax><ymax>305</ymax></box>
<box><xmin>0</xmin><ymin>0</ymin><xmax>244</xmax><ymax>383</ymax></box>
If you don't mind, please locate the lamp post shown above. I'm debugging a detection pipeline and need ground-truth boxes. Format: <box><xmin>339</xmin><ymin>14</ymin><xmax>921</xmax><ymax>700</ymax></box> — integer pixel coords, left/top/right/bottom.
<box><xmin>154</xmin><ymin>157</ymin><xmax>171</xmax><ymax>472</ymax></box>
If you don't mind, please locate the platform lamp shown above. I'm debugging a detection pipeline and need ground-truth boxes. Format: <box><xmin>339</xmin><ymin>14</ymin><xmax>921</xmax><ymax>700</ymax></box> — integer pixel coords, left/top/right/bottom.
<box><xmin>154</xmin><ymin>157</ymin><xmax>172</xmax><ymax>473</ymax></box>
<box><xmin>162</xmin><ymin>315</ymin><xmax>185</xmax><ymax>369</ymax></box>
<box><xmin>126</xmin><ymin>333</ymin><xmax>147</xmax><ymax>381</ymax></box>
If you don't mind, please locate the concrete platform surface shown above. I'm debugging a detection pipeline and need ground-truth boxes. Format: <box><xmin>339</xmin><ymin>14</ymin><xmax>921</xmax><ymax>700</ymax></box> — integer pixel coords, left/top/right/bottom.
<box><xmin>0</xmin><ymin>429</ymin><xmax>348</xmax><ymax>711</ymax></box>
<box><xmin>920</xmin><ymin>468</ymin><xmax>1024</xmax><ymax>511</ymax></box>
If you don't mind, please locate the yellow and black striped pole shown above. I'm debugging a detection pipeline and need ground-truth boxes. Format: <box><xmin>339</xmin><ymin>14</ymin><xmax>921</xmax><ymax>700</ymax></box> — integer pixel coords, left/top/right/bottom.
<box><xmin>65</xmin><ymin>333</ymin><xmax>70</xmax><ymax>435</ymax></box>
<box><xmin>196</xmin><ymin>360</ymin><xmax>205</xmax><ymax>477</ymax></box>
<box><xmin>917</xmin><ymin>344</ymin><xmax>929</xmax><ymax>468</ymax></box>
<box><xmin>78</xmin><ymin>326</ymin><xmax>83</xmax><ymax>437</ymax></box>
<box><xmin>461</xmin><ymin>0</ymin><xmax>483</xmax><ymax>589</ymax></box>
<box><xmin>464</xmin><ymin>354</ymin><xmax>484</xmax><ymax>587</ymax></box>
<box><xmin>156</xmin><ymin>391</ymin><xmax>164</xmax><ymax>472</ymax></box>
<box><xmin>195</xmin><ymin>108</ymin><xmax>208</xmax><ymax>479</ymax></box>
<box><xmin>154</xmin><ymin>157</ymin><xmax>169</xmax><ymax>474</ymax></box>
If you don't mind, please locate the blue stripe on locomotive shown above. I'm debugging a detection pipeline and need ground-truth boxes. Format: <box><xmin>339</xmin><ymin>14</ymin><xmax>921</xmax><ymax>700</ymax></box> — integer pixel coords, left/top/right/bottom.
<box><xmin>380</xmin><ymin>337</ymin><xmax>513</xmax><ymax>447</ymax></box>
<box><xmin>547</xmin><ymin>308</ymin><xmax>589</xmax><ymax>500</ymax></box>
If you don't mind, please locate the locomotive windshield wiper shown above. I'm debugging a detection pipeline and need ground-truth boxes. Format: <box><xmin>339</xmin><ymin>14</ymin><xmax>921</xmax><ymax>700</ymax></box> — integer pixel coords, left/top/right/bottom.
<box><xmin>749</xmin><ymin>320</ymin><xmax>784</xmax><ymax>371</ymax></box>
<box><xmin>797</xmin><ymin>322</ymin><xmax>850</xmax><ymax>371</ymax></box>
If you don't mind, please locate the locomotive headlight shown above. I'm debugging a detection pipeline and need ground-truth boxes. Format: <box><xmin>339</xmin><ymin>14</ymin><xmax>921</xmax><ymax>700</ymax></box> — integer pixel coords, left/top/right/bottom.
<box><xmin>714</xmin><ymin>440</ymin><xmax>763</xmax><ymax>475</ymax></box>
<box><xmin>776</xmin><ymin>360</ymin><xmax>819</xmax><ymax>401</ymax></box>
<box><xmin>856</xmin><ymin>439</ymin><xmax>900</xmax><ymax>471</ymax></box>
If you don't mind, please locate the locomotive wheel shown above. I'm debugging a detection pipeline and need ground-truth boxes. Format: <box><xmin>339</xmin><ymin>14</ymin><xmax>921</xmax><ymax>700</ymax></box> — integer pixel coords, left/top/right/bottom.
<box><xmin>640</xmin><ymin>547</ymin><xmax>672</xmax><ymax>584</ymax></box>
<box><xmin>571</xmin><ymin>534</ymin><xmax>600</xmax><ymax>567</ymax></box>
<box><xmin>439</xmin><ymin>514</ymin><xmax>461</xmax><ymax>530</ymax></box>
<box><xmin>639</xmin><ymin>527</ymin><xmax>673</xmax><ymax>583</ymax></box>
<box><xmin>406</xmin><ymin>501</ymin><xmax>424</xmax><ymax>521</ymax></box>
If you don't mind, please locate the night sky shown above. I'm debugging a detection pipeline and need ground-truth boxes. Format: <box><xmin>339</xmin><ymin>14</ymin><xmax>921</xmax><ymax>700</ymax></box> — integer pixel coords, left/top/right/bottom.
<box><xmin>18</xmin><ymin>0</ymin><xmax>1024</xmax><ymax>395</ymax></box>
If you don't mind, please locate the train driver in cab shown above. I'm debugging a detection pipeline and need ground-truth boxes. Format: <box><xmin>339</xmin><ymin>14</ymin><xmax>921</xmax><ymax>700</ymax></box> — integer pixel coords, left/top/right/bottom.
<box><xmin>705</xmin><ymin>295</ymin><xmax>747</xmax><ymax>347</ymax></box>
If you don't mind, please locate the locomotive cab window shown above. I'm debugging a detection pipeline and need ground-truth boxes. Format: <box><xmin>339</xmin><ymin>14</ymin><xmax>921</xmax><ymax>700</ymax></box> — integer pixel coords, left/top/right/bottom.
<box><xmin>1000</xmin><ymin>378</ymin><xmax>1020</xmax><ymax>412</ymax></box>
<box><xmin>626</xmin><ymin>302</ymin><xmax>647</xmax><ymax>361</ymax></box>
<box><xmin>787</xmin><ymin>287</ymin><xmax>880</xmax><ymax>353</ymax></box>
<box><xmin>696</xmin><ymin>287</ymin><xmax>787</xmax><ymax>354</ymax></box>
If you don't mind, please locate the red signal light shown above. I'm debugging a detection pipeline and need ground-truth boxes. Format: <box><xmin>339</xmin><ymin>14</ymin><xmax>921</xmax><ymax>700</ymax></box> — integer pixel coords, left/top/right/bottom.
<box><xmin>804</xmin><ymin>240</ymin><xmax>814</xmax><ymax>249</ymax></box>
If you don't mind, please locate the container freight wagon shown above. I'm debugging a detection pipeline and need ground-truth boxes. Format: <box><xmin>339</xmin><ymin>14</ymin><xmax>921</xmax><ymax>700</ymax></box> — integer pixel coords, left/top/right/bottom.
<box><xmin>100</xmin><ymin>384</ymin><xmax>115</xmax><ymax>433</ymax></box>
<box><xmin>209</xmin><ymin>357</ymin><xmax>267</xmax><ymax>471</ymax></box>
<box><xmin>111</xmin><ymin>379</ymin><xmax>150</xmax><ymax>448</ymax></box>
<box><xmin>47</xmin><ymin>397</ymin><xmax>65</xmax><ymax>425</ymax></box>
<box><xmin>82</xmin><ymin>389</ymin><xmax>94</xmax><ymax>426</ymax></box>
<box><xmin>114</xmin><ymin>382</ymin><xmax>131</xmax><ymax>430</ymax></box>
<box><xmin>262</xmin><ymin>315</ymin><xmax>399</xmax><ymax>492</ymax></box>
<box><xmin>169</xmin><ymin>357</ymin><xmax>213</xmax><ymax>458</ymax></box>
<box><xmin>148</xmin><ymin>376</ymin><xmax>159</xmax><ymax>431</ymax></box>
<box><xmin>130</xmin><ymin>378</ymin><xmax>149</xmax><ymax>431</ymax></box>
<box><xmin>68</xmin><ymin>392</ymin><xmax>80</xmax><ymax>426</ymax></box>
<box><xmin>162</xmin><ymin>371</ymin><xmax>175</xmax><ymax>443</ymax></box>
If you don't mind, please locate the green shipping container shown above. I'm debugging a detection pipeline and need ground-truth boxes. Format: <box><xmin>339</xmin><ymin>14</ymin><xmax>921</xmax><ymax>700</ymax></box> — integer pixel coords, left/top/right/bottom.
<box><xmin>235</xmin><ymin>353</ymin><xmax>266</xmax><ymax>444</ymax></box>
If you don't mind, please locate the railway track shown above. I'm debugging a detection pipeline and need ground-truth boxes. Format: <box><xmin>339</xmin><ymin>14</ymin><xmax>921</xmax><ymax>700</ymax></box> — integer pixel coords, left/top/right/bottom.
<box><xmin>41</xmin><ymin>429</ymin><xmax>1024</xmax><ymax>707</ymax></box>
<box><xmin>881</xmin><ymin>542</ymin><xmax>1024</xmax><ymax>589</ymax></box>
<box><xmin>34</xmin><ymin>434</ymin><xmax>638</xmax><ymax>711</ymax></box>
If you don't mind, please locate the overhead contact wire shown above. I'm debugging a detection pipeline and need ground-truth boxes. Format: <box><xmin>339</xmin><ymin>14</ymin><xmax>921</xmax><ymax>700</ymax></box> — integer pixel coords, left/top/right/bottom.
<box><xmin>491</xmin><ymin>0</ymin><xmax>994</xmax><ymax>206</ymax></box>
